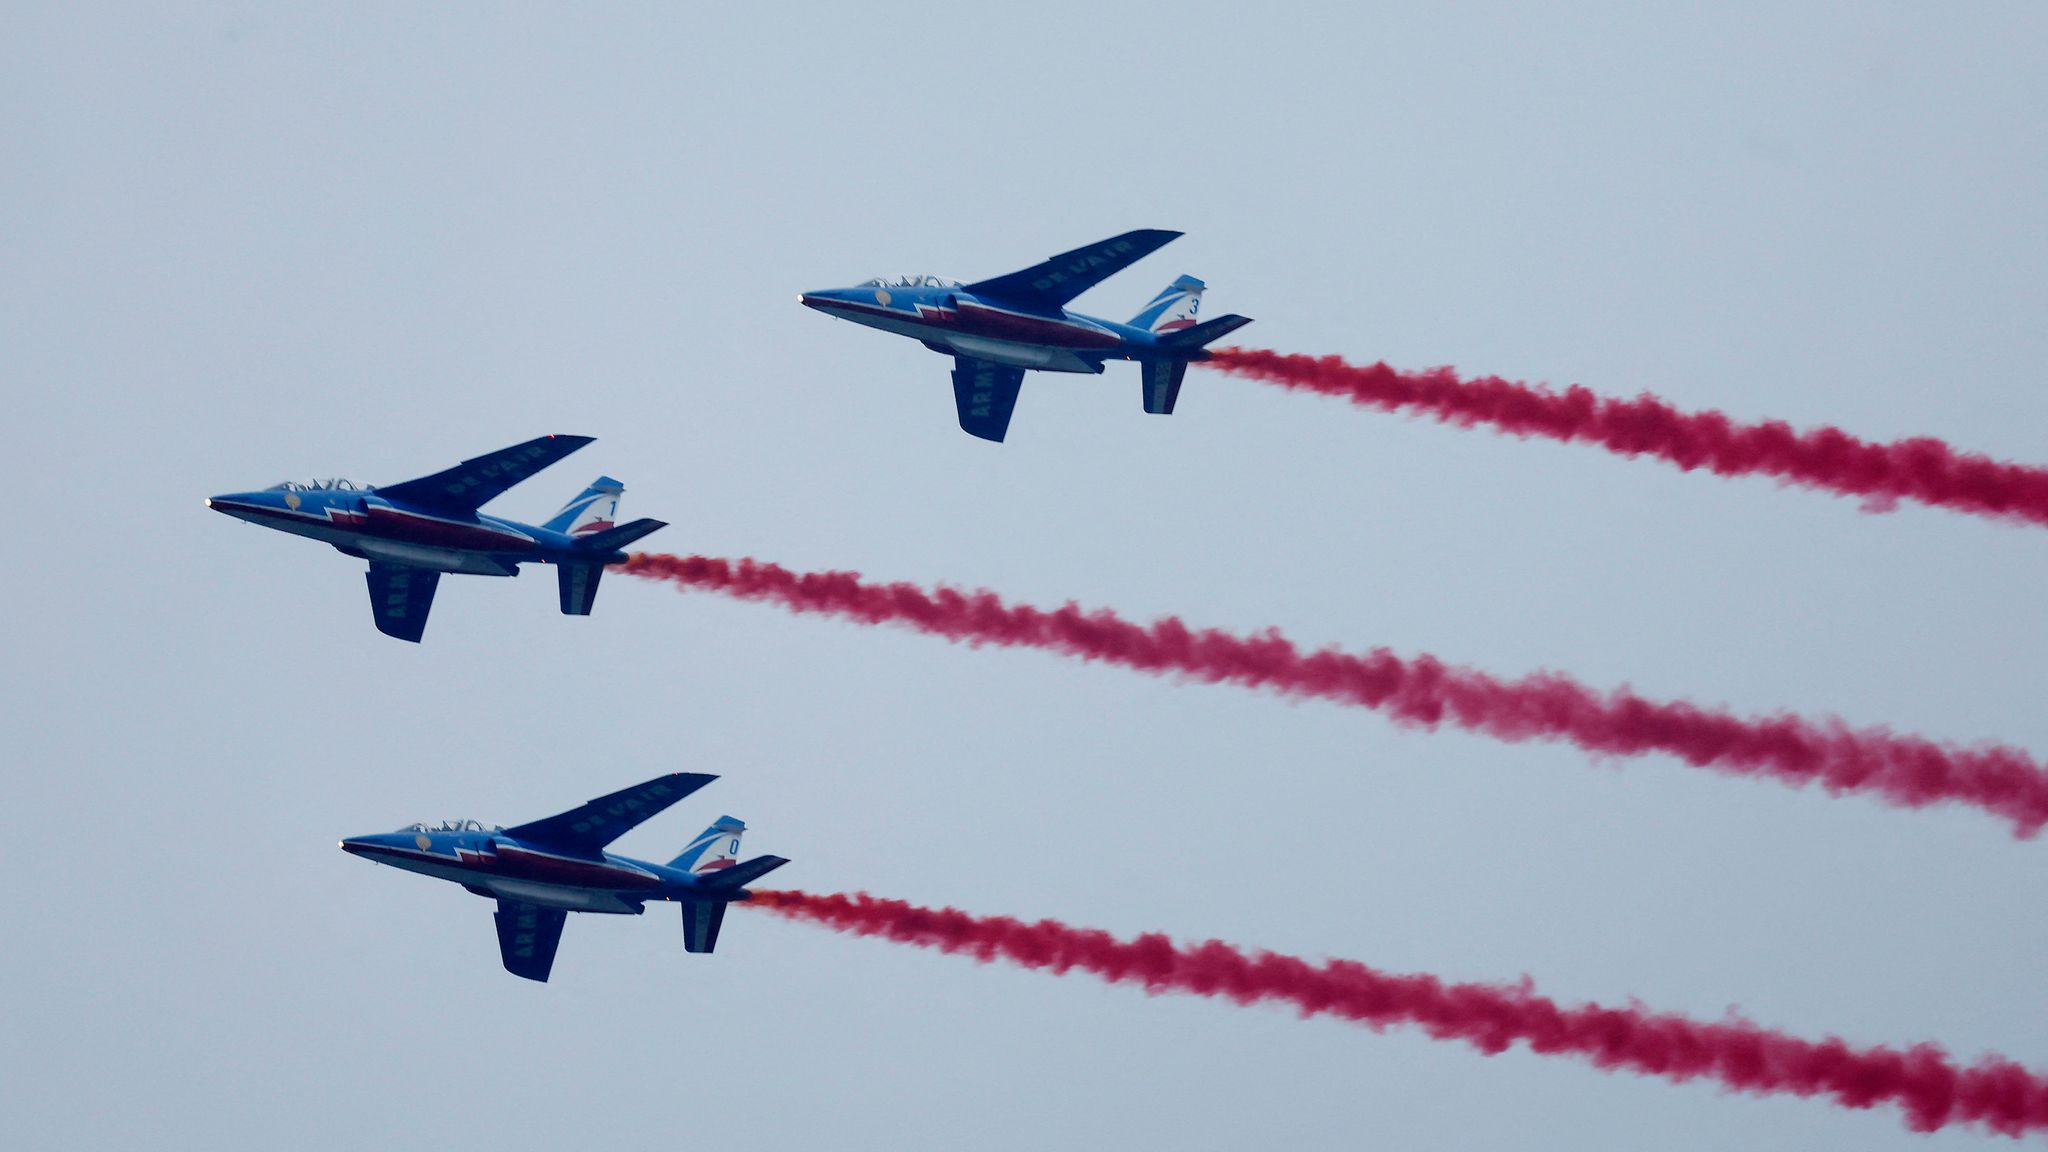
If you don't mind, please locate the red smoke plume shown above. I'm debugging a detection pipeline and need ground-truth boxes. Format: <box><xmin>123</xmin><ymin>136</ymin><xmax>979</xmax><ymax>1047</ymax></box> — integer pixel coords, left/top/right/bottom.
<box><xmin>747</xmin><ymin>888</ymin><xmax>2048</xmax><ymax>1137</ymax></box>
<box><xmin>618</xmin><ymin>553</ymin><xmax>2048</xmax><ymax>836</ymax></box>
<box><xmin>1205</xmin><ymin>347</ymin><xmax>2048</xmax><ymax>528</ymax></box>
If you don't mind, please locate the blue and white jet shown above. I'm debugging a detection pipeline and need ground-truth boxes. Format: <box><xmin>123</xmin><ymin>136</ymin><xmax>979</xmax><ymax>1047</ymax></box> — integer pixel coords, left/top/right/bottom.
<box><xmin>206</xmin><ymin>435</ymin><xmax>664</xmax><ymax>642</ymax></box>
<box><xmin>342</xmin><ymin>772</ymin><xmax>789</xmax><ymax>982</ymax></box>
<box><xmin>800</xmin><ymin>229</ymin><xmax>1252</xmax><ymax>442</ymax></box>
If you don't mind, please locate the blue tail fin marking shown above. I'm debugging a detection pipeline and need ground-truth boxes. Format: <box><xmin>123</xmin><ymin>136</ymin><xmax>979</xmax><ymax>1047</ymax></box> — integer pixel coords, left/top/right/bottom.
<box><xmin>669</xmin><ymin>816</ymin><xmax>745</xmax><ymax>876</ymax></box>
<box><xmin>543</xmin><ymin>476</ymin><xmax>623</xmax><ymax>536</ymax></box>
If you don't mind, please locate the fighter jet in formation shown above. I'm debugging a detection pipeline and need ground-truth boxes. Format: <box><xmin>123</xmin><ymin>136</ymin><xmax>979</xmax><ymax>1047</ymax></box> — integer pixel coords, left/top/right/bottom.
<box><xmin>800</xmin><ymin>229</ymin><xmax>1253</xmax><ymax>442</ymax></box>
<box><xmin>341</xmin><ymin>772</ymin><xmax>789</xmax><ymax>982</ymax></box>
<box><xmin>206</xmin><ymin>435</ymin><xmax>664</xmax><ymax>642</ymax></box>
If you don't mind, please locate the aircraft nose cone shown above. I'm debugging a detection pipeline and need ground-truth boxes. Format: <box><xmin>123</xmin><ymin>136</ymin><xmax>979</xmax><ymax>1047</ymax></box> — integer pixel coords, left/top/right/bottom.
<box><xmin>339</xmin><ymin>837</ymin><xmax>374</xmax><ymax>856</ymax></box>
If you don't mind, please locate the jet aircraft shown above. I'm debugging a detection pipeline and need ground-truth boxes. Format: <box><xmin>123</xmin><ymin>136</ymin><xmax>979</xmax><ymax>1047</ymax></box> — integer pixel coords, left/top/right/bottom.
<box><xmin>799</xmin><ymin>229</ymin><xmax>1253</xmax><ymax>442</ymax></box>
<box><xmin>341</xmin><ymin>772</ymin><xmax>789</xmax><ymax>982</ymax></box>
<box><xmin>206</xmin><ymin>435</ymin><xmax>664</xmax><ymax>642</ymax></box>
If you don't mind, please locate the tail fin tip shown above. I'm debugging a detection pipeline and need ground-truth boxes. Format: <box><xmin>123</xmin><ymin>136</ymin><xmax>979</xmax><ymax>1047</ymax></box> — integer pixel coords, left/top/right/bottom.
<box><xmin>544</xmin><ymin>476</ymin><xmax>625</xmax><ymax>536</ymax></box>
<box><xmin>1129</xmin><ymin>275</ymin><xmax>1207</xmax><ymax>333</ymax></box>
<box><xmin>670</xmin><ymin>815</ymin><xmax>747</xmax><ymax>874</ymax></box>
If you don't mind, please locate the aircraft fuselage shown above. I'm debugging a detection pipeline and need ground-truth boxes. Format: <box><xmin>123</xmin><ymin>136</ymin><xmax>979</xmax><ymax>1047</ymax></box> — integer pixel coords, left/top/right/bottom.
<box><xmin>206</xmin><ymin>488</ymin><xmax>606</xmax><ymax>576</ymax></box>
<box><xmin>341</xmin><ymin>829</ymin><xmax>717</xmax><ymax>915</ymax></box>
<box><xmin>799</xmin><ymin>286</ymin><xmax>1174</xmax><ymax>375</ymax></box>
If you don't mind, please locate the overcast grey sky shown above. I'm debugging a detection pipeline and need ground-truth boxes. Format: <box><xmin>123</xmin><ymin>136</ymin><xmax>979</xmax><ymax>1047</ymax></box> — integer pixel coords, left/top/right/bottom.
<box><xmin>5</xmin><ymin>3</ymin><xmax>2048</xmax><ymax>1148</ymax></box>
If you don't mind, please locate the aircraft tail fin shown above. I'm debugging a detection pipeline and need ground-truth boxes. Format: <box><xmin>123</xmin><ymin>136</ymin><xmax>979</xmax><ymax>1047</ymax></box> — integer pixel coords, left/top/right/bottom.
<box><xmin>1128</xmin><ymin>275</ymin><xmax>1206</xmax><ymax>334</ymax></box>
<box><xmin>543</xmin><ymin>476</ymin><xmax>624</xmax><ymax>537</ymax></box>
<box><xmin>669</xmin><ymin>816</ymin><xmax>747</xmax><ymax>875</ymax></box>
<box><xmin>673</xmin><ymin>816</ymin><xmax>789</xmax><ymax>956</ymax></box>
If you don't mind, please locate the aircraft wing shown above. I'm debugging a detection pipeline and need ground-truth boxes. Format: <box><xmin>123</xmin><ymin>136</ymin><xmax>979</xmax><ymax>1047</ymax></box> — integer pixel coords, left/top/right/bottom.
<box><xmin>951</xmin><ymin>357</ymin><xmax>1026</xmax><ymax>443</ymax></box>
<box><xmin>365</xmin><ymin>562</ymin><xmax>439</xmax><ymax>643</ymax></box>
<box><xmin>504</xmin><ymin>772</ymin><xmax>719</xmax><ymax>856</ymax></box>
<box><xmin>375</xmin><ymin>435</ymin><xmax>594</xmax><ymax>514</ymax></box>
<box><xmin>964</xmin><ymin>229</ymin><xmax>1182</xmax><ymax>312</ymax></box>
<box><xmin>494</xmin><ymin>899</ymin><xmax>568</xmax><ymax>982</ymax></box>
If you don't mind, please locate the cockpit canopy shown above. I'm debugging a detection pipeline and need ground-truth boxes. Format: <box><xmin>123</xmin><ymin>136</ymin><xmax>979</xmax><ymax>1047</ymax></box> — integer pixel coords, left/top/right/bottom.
<box><xmin>856</xmin><ymin>275</ymin><xmax>963</xmax><ymax>289</ymax></box>
<box><xmin>401</xmin><ymin>819</ymin><xmax>502</xmax><ymax>834</ymax></box>
<box><xmin>269</xmin><ymin>479</ymin><xmax>370</xmax><ymax>493</ymax></box>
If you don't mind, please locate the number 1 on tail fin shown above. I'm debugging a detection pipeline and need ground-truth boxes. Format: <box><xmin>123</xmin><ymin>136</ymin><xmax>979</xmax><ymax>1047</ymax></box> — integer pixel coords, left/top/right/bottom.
<box><xmin>543</xmin><ymin>476</ymin><xmax>623</xmax><ymax>537</ymax></box>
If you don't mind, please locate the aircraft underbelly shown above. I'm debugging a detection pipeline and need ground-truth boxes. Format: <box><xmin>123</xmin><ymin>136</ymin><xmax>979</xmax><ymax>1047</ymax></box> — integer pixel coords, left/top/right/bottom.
<box><xmin>943</xmin><ymin>335</ymin><xmax>1099</xmax><ymax>373</ymax></box>
<box><xmin>821</xmin><ymin>300</ymin><xmax>1101</xmax><ymax>372</ymax></box>
<box><xmin>840</xmin><ymin>309</ymin><xmax>954</xmax><ymax>342</ymax></box>
<box><xmin>352</xmin><ymin>537</ymin><xmax>519</xmax><ymax>576</ymax></box>
<box><xmin>485</xmin><ymin>878</ymin><xmax>643</xmax><ymax>914</ymax></box>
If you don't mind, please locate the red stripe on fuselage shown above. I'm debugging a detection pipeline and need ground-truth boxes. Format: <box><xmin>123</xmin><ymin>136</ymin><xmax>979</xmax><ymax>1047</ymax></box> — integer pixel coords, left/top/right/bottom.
<box><xmin>953</xmin><ymin>301</ymin><xmax>1121</xmax><ymax>348</ymax></box>
<box><xmin>361</xmin><ymin>842</ymin><xmax>660</xmax><ymax>890</ymax></box>
<box><xmin>221</xmin><ymin>500</ymin><xmax>531</xmax><ymax>551</ymax></box>
<box><xmin>489</xmin><ymin>843</ymin><xmax>661</xmax><ymax>889</ymax></box>
<box><xmin>362</xmin><ymin>506</ymin><xmax>533</xmax><ymax>551</ymax></box>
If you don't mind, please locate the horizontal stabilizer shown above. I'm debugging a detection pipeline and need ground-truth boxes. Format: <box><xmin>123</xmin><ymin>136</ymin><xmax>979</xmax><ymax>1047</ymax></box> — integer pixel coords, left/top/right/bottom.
<box><xmin>574</xmin><ymin>517</ymin><xmax>667</xmax><ymax>554</ymax></box>
<box><xmin>365</xmin><ymin>562</ymin><xmax>440</xmax><ymax>643</ymax></box>
<box><xmin>701</xmin><ymin>854</ymin><xmax>790</xmax><ymax>890</ymax></box>
<box><xmin>558</xmin><ymin>562</ymin><xmax>603</xmax><ymax>616</ymax></box>
<box><xmin>505</xmin><ymin>772</ymin><xmax>719</xmax><ymax>856</ymax></box>
<box><xmin>1141</xmin><ymin>359</ymin><xmax>1190</xmax><ymax>416</ymax></box>
<box><xmin>680</xmin><ymin>899</ymin><xmax>729</xmax><ymax>954</ymax></box>
<box><xmin>965</xmin><ymin>229</ymin><xmax>1182</xmax><ymax>313</ymax></box>
<box><xmin>376</xmin><ymin>435</ymin><xmax>594</xmax><ymax>514</ymax></box>
<box><xmin>1155</xmin><ymin>313</ymin><xmax>1253</xmax><ymax>353</ymax></box>
<box><xmin>495</xmin><ymin>899</ymin><xmax>568</xmax><ymax>982</ymax></box>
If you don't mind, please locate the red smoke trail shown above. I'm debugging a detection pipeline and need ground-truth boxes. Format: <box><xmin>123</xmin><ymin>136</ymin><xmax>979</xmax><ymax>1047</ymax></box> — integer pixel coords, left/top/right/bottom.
<box><xmin>1205</xmin><ymin>347</ymin><xmax>2048</xmax><ymax>528</ymax></box>
<box><xmin>618</xmin><ymin>553</ymin><xmax>2048</xmax><ymax>836</ymax></box>
<box><xmin>747</xmin><ymin>888</ymin><xmax>2048</xmax><ymax>1137</ymax></box>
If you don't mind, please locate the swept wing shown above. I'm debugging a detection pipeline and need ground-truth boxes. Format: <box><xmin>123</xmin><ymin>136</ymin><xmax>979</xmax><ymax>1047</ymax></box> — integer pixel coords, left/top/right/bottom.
<box><xmin>504</xmin><ymin>772</ymin><xmax>720</xmax><ymax>856</ymax></box>
<box><xmin>494</xmin><ymin>899</ymin><xmax>568</xmax><ymax>982</ymax></box>
<box><xmin>365</xmin><ymin>562</ymin><xmax>439</xmax><ymax>643</ymax></box>
<box><xmin>964</xmin><ymin>229</ymin><xmax>1182</xmax><ymax>313</ymax></box>
<box><xmin>951</xmin><ymin>357</ymin><xmax>1026</xmax><ymax>443</ymax></box>
<box><xmin>376</xmin><ymin>434</ymin><xmax>594</xmax><ymax>514</ymax></box>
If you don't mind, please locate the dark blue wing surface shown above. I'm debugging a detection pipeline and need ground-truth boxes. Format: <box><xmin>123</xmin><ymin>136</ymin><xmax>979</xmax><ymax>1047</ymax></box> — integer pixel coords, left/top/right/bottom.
<box><xmin>1141</xmin><ymin>359</ymin><xmax>1189</xmax><ymax>415</ymax></box>
<box><xmin>365</xmin><ymin>563</ymin><xmax>439</xmax><ymax>643</ymax></box>
<box><xmin>964</xmin><ymin>229</ymin><xmax>1182</xmax><ymax>312</ymax></box>
<box><xmin>504</xmin><ymin>772</ymin><xmax>719</xmax><ymax>855</ymax></box>
<box><xmin>700</xmin><ymin>855</ymin><xmax>791</xmax><ymax>890</ymax></box>
<box><xmin>950</xmin><ymin>357</ymin><xmax>1025</xmax><ymax>443</ymax></box>
<box><xmin>494</xmin><ymin>900</ymin><xmax>568</xmax><ymax>982</ymax></box>
<box><xmin>680</xmin><ymin>900</ymin><xmax>728</xmax><ymax>954</ymax></box>
<box><xmin>375</xmin><ymin>435</ymin><xmax>594</xmax><ymax>514</ymax></box>
<box><xmin>557</xmin><ymin>563</ymin><xmax>603</xmax><ymax>616</ymax></box>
